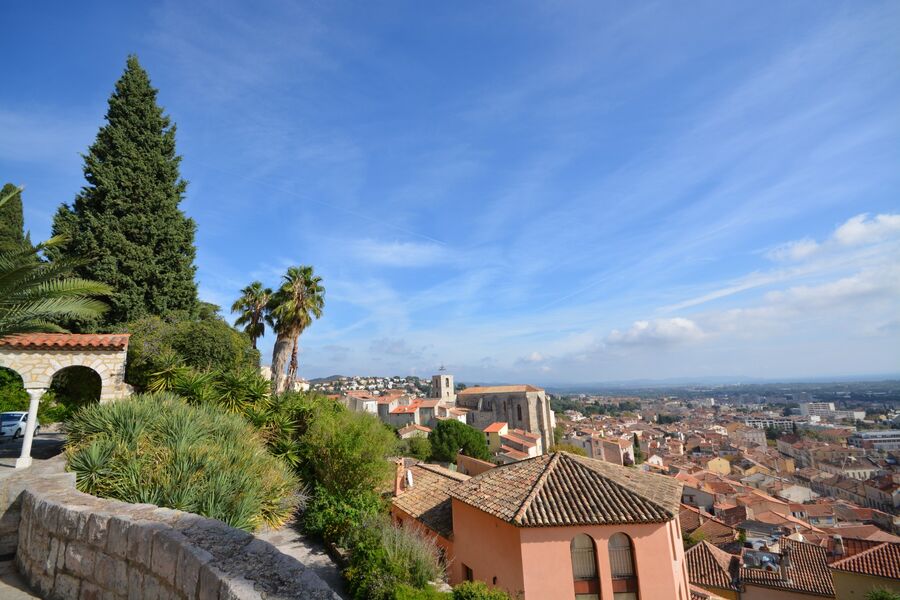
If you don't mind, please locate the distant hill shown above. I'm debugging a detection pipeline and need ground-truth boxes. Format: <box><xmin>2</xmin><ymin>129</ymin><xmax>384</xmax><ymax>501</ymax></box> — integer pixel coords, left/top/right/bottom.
<box><xmin>309</xmin><ymin>375</ymin><xmax>347</xmax><ymax>384</ymax></box>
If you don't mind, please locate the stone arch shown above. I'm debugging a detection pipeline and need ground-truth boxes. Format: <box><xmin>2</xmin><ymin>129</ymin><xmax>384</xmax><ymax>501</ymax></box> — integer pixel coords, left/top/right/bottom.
<box><xmin>49</xmin><ymin>364</ymin><xmax>103</xmax><ymax>407</ymax></box>
<box><xmin>0</xmin><ymin>334</ymin><xmax>132</xmax><ymax>401</ymax></box>
<box><xmin>0</xmin><ymin>334</ymin><xmax>132</xmax><ymax>469</ymax></box>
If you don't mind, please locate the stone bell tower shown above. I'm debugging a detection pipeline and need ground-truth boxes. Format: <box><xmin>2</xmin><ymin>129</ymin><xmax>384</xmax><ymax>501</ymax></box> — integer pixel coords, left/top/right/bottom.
<box><xmin>431</xmin><ymin>366</ymin><xmax>456</xmax><ymax>405</ymax></box>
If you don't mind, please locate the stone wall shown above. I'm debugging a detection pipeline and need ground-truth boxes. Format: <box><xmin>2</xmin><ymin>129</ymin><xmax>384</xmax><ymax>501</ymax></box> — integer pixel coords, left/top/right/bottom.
<box><xmin>14</xmin><ymin>458</ymin><xmax>339</xmax><ymax>599</ymax></box>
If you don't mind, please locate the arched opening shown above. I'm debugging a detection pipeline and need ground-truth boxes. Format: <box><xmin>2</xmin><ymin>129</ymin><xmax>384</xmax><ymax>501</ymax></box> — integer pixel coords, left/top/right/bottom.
<box><xmin>0</xmin><ymin>367</ymin><xmax>28</xmax><ymax>412</ymax></box>
<box><xmin>609</xmin><ymin>533</ymin><xmax>638</xmax><ymax>600</ymax></box>
<box><xmin>571</xmin><ymin>533</ymin><xmax>600</xmax><ymax>600</ymax></box>
<box><xmin>47</xmin><ymin>366</ymin><xmax>102</xmax><ymax>422</ymax></box>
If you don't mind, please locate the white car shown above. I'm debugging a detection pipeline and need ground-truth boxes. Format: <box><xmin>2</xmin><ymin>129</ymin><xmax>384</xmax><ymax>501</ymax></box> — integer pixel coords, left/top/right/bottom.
<box><xmin>0</xmin><ymin>412</ymin><xmax>40</xmax><ymax>439</ymax></box>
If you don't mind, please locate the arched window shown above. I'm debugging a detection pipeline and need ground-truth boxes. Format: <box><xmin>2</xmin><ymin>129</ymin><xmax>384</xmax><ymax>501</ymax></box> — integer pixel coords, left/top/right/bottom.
<box><xmin>516</xmin><ymin>404</ymin><xmax>523</xmax><ymax>421</ymax></box>
<box><xmin>570</xmin><ymin>534</ymin><xmax>600</xmax><ymax>600</ymax></box>
<box><xmin>609</xmin><ymin>533</ymin><xmax>638</xmax><ymax>600</ymax></box>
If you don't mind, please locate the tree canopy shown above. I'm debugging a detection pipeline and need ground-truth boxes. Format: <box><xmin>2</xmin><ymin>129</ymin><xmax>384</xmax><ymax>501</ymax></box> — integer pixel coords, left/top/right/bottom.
<box><xmin>0</xmin><ymin>183</ymin><xmax>27</xmax><ymax>253</ymax></box>
<box><xmin>50</xmin><ymin>55</ymin><xmax>198</xmax><ymax>326</ymax></box>
<box><xmin>430</xmin><ymin>419</ymin><xmax>491</xmax><ymax>462</ymax></box>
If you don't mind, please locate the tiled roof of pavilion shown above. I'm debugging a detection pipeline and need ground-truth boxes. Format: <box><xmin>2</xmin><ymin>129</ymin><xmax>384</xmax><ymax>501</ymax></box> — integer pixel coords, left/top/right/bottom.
<box><xmin>448</xmin><ymin>452</ymin><xmax>682</xmax><ymax>527</ymax></box>
<box><xmin>0</xmin><ymin>333</ymin><xmax>129</xmax><ymax>351</ymax></box>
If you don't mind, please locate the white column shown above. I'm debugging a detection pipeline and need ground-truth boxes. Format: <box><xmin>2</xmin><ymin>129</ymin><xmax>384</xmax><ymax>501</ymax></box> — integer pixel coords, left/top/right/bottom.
<box><xmin>15</xmin><ymin>387</ymin><xmax>45</xmax><ymax>469</ymax></box>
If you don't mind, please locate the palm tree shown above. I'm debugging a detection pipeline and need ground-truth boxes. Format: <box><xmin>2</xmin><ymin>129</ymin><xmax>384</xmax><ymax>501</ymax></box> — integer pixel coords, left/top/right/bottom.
<box><xmin>0</xmin><ymin>187</ymin><xmax>111</xmax><ymax>337</ymax></box>
<box><xmin>268</xmin><ymin>266</ymin><xmax>324</xmax><ymax>394</ymax></box>
<box><xmin>231</xmin><ymin>281</ymin><xmax>272</xmax><ymax>350</ymax></box>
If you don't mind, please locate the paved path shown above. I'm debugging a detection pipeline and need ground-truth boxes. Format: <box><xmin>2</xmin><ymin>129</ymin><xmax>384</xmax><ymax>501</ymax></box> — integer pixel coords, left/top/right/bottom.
<box><xmin>0</xmin><ymin>431</ymin><xmax>66</xmax><ymax>468</ymax></box>
<box><xmin>257</xmin><ymin>525</ymin><xmax>349</xmax><ymax>599</ymax></box>
<box><xmin>0</xmin><ymin>562</ymin><xmax>39</xmax><ymax>599</ymax></box>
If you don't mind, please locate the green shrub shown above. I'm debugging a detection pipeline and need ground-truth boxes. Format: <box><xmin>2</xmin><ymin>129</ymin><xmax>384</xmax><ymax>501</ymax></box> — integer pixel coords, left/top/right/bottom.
<box><xmin>301</xmin><ymin>408</ymin><xmax>398</xmax><ymax>496</ymax></box>
<box><xmin>866</xmin><ymin>589</ymin><xmax>900</xmax><ymax>600</ymax></box>
<box><xmin>303</xmin><ymin>485</ymin><xmax>384</xmax><ymax>545</ymax></box>
<box><xmin>344</xmin><ymin>516</ymin><xmax>443</xmax><ymax>600</ymax></box>
<box><xmin>0</xmin><ymin>368</ymin><xmax>28</xmax><ymax>412</ymax></box>
<box><xmin>401</xmin><ymin>436</ymin><xmax>432</xmax><ymax>461</ymax></box>
<box><xmin>394</xmin><ymin>584</ymin><xmax>451</xmax><ymax>599</ymax></box>
<box><xmin>65</xmin><ymin>393</ymin><xmax>298</xmax><ymax>531</ymax></box>
<box><xmin>125</xmin><ymin>315</ymin><xmax>259</xmax><ymax>390</ymax></box>
<box><xmin>452</xmin><ymin>581</ymin><xmax>511</xmax><ymax>600</ymax></box>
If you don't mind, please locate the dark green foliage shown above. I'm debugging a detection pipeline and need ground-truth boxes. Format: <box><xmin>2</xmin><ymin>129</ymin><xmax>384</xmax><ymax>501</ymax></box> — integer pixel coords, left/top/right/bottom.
<box><xmin>632</xmin><ymin>432</ymin><xmax>645</xmax><ymax>464</ymax></box>
<box><xmin>401</xmin><ymin>436</ymin><xmax>432</xmax><ymax>461</ymax></box>
<box><xmin>50</xmin><ymin>55</ymin><xmax>198</xmax><ymax>325</ymax></box>
<box><xmin>866</xmin><ymin>590</ymin><xmax>900</xmax><ymax>600</ymax></box>
<box><xmin>0</xmin><ymin>183</ymin><xmax>26</xmax><ymax>253</ymax></box>
<box><xmin>303</xmin><ymin>485</ymin><xmax>385</xmax><ymax>545</ymax></box>
<box><xmin>344</xmin><ymin>516</ymin><xmax>443</xmax><ymax>600</ymax></box>
<box><xmin>394</xmin><ymin>585</ymin><xmax>451</xmax><ymax>599</ymax></box>
<box><xmin>430</xmin><ymin>419</ymin><xmax>490</xmax><ymax>462</ymax></box>
<box><xmin>65</xmin><ymin>393</ymin><xmax>298</xmax><ymax>531</ymax></box>
<box><xmin>656</xmin><ymin>414</ymin><xmax>682</xmax><ymax>424</ymax></box>
<box><xmin>452</xmin><ymin>582</ymin><xmax>512</xmax><ymax>600</ymax></box>
<box><xmin>0</xmin><ymin>368</ymin><xmax>28</xmax><ymax>412</ymax></box>
<box><xmin>300</xmin><ymin>408</ymin><xmax>398</xmax><ymax>496</ymax></box>
<box><xmin>125</xmin><ymin>315</ymin><xmax>258</xmax><ymax>390</ymax></box>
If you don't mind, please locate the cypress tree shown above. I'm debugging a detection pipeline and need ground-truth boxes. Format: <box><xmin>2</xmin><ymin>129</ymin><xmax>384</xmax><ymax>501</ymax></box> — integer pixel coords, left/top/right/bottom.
<box><xmin>0</xmin><ymin>183</ymin><xmax>26</xmax><ymax>253</ymax></box>
<box><xmin>52</xmin><ymin>55</ymin><xmax>198</xmax><ymax>325</ymax></box>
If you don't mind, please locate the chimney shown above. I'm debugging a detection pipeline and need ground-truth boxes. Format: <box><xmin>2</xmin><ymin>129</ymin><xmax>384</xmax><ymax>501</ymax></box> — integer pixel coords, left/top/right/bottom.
<box><xmin>394</xmin><ymin>458</ymin><xmax>404</xmax><ymax>496</ymax></box>
<box><xmin>779</xmin><ymin>546</ymin><xmax>792</xmax><ymax>583</ymax></box>
<box><xmin>832</xmin><ymin>535</ymin><xmax>844</xmax><ymax>558</ymax></box>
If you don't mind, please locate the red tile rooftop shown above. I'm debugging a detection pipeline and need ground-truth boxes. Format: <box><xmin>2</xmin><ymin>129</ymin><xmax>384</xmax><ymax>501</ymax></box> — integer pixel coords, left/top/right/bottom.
<box><xmin>830</xmin><ymin>541</ymin><xmax>900</xmax><ymax>579</ymax></box>
<box><xmin>483</xmin><ymin>422</ymin><xmax>508</xmax><ymax>433</ymax></box>
<box><xmin>501</xmin><ymin>431</ymin><xmax>536</xmax><ymax>446</ymax></box>
<box><xmin>398</xmin><ymin>424</ymin><xmax>432</xmax><ymax>434</ymax></box>
<box><xmin>0</xmin><ymin>333</ymin><xmax>130</xmax><ymax>351</ymax></box>
<box><xmin>499</xmin><ymin>445</ymin><xmax>529</xmax><ymax>460</ymax></box>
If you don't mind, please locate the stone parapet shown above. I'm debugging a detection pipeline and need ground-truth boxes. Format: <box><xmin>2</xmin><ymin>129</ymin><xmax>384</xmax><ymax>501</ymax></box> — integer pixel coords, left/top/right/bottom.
<box><xmin>14</xmin><ymin>462</ymin><xmax>340</xmax><ymax>599</ymax></box>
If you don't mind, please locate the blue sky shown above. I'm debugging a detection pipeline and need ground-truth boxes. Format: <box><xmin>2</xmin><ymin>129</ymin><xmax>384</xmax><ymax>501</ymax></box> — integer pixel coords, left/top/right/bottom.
<box><xmin>2</xmin><ymin>1</ymin><xmax>899</xmax><ymax>383</ymax></box>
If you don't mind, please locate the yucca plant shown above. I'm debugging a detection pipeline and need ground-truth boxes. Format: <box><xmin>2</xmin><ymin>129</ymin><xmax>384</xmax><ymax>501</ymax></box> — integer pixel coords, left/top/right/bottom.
<box><xmin>65</xmin><ymin>393</ymin><xmax>299</xmax><ymax>531</ymax></box>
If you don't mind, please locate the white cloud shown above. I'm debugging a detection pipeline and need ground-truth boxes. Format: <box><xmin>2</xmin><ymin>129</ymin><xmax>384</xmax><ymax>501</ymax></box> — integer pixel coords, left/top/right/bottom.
<box><xmin>834</xmin><ymin>213</ymin><xmax>900</xmax><ymax>246</ymax></box>
<box><xmin>349</xmin><ymin>239</ymin><xmax>451</xmax><ymax>268</ymax></box>
<box><xmin>606</xmin><ymin>318</ymin><xmax>704</xmax><ymax>347</ymax></box>
<box><xmin>769</xmin><ymin>212</ymin><xmax>900</xmax><ymax>262</ymax></box>
<box><xmin>766</xmin><ymin>238</ymin><xmax>820</xmax><ymax>262</ymax></box>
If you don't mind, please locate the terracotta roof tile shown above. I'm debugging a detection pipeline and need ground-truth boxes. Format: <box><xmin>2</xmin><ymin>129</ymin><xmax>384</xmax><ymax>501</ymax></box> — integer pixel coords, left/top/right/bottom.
<box><xmin>686</xmin><ymin>541</ymin><xmax>739</xmax><ymax>591</ymax></box>
<box><xmin>830</xmin><ymin>541</ymin><xmax>900</xmax><ymax>580</ymax></box>
<box><xmin>392</xmin><ymin>464</ymin><xmax>470</xmax><ymax>539</ymax></box>
<box><xmin>739</xmin><ymin>538</ymin><xmax>835</xmax><ymax>597</ymax></box>
<box><xmin>449</xmin><ymin>452</ymin><xmax>682</xmax><ymax>527</ymax></box>
<box><xmin>0</xmin><ymin>333</ymin><xmax>129</xmax><ymax>351</ymax></box>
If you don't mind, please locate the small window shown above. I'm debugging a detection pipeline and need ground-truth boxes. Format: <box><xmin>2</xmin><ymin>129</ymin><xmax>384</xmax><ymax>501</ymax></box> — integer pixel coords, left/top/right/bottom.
<box><xmin>609</xmin><ymin>533</ymin><xmax>638</xmax><ymax>599</ymax></box>
<box><xmin>463</xmin><ymin>564</ymin><xmax>473</xmax><ymax>582</ymax></box>
<box><xmin>517</xmin><ymin>405</ymin><xmax>523</xmax><ymax>421</ymax></box>
<box><xmin>571</xmin><ymin>534</ymin><xmax>600</xmax><ymax>600</ymax></box>
<box><xmin>571</xmin><ymin>534</ymin><xmax>597</xmax><ymax>580</ymax></box>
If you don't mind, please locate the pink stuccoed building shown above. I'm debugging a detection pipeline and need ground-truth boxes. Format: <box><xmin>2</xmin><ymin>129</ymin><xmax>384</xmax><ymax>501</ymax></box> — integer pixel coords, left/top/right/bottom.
<box><xmin>391</xmin><ymin>452</ymin><xmax>691</xmax><ymax>600</ymax></box>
